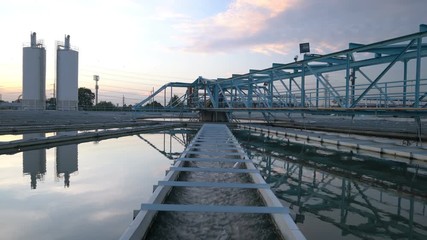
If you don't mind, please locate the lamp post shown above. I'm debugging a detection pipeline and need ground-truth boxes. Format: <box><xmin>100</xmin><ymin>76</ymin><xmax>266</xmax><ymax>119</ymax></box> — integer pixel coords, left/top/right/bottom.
<box><xmin>93</xmin><ymin>75</ymin><xmax>99</xmax><ymax>105</ymax></box>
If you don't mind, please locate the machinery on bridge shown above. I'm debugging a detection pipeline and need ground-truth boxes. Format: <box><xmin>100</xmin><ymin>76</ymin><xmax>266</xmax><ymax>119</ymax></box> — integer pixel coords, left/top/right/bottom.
<box><xmin>134</xmin><ymin>25</ymin><xmax>427</xmax><ymax>122</ymax></box>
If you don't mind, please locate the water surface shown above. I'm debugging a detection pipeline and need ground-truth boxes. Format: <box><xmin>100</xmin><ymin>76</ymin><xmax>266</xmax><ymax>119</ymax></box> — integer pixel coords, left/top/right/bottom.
<box><xmin>0</xmin><ymin>130</ymin><xmax>188</xmax><ymax>239</ymax></box>
<box><xmin>2</xmin><ymin>127</ymin><xmax>426</xmax><ymax>239</ymax></box>
<box><xmin>234</xmin><ymin>129</ymin><xmax>427</xmax><ymax>240</ymax></box>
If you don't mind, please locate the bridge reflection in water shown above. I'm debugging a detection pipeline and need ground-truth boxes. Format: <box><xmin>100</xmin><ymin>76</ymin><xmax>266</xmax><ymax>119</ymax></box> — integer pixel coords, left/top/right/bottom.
<box><xmin>234</xmin><ymin>129</ymin><xmax>427</xmax><ymax>240</ymax></box>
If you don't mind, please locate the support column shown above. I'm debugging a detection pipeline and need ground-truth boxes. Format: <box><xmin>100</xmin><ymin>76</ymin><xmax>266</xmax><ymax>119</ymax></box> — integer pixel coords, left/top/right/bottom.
<box><xmin>316</xmin><ymin>76</ymin><xmax>319</xmax><ymax>107</ymax></box>
<box><xmin>351</xmin><ymin>68</ymin><xmax>356</xmax><ymax>106</ymax></box>
<box><xmin>248</xmin><ymin>76</ymin><xmax>253</xmax><ymax>108</ymax></box>
<box><xmin>268</xmin><ymin>75</ymin><xmax>273</xmax><ymax>107</ymax></box>
<box><xmin>414</xmin><ymin>37</ymin><xmax>422</xmax><ymax>108</ymax></box>
<box><xmin>403</xmin><ymin>60</ymin><xmax>408</xmax><ymax>107</ymax></box>
<box><xmin>170</xmin><ymin>86</ymin><xmax>173</xmax><ymax>107</ymax></box>
<box><xmin>289</xmin><ymin>78</ymin><xmax>293</xmax><ymax>105</ymax></box>
<box><xmin>164</xmin><ymin>88</ymin><xmax>166</xmax><ymax>107</ymax></box>
<box><xmin>301</xmin><ymin>64</ymin><xmax>306</xmax><ymax>107</ymax></box>
<box><xmin>213</xmin><ymin>84</ymin><xmax>219</xmax><ymax>108</ymax></box>
<box><xmin>345</xmin><ymin>54</ymin><xmax>350</xmax><ymax>108</ymax></box>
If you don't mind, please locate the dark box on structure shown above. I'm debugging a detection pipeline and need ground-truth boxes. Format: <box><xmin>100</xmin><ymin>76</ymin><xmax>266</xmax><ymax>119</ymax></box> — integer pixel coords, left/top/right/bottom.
<box><xmin>299</xmin><ymin>42</ymin><xmax>310</xmax><ymax>53</ymax></box>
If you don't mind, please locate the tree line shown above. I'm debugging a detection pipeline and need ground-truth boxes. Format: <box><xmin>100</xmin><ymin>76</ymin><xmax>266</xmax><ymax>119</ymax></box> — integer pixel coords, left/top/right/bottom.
<box><xmin>45</xmin><ymin>87</ymin><xmax>182</xmax><ymax>111</ymax></box>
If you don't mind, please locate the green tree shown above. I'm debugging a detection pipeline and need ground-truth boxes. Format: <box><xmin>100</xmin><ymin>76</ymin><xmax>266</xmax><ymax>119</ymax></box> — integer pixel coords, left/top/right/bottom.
<box><xmin>122</xmin><ymin>104</ymin><xmax>133</xmax><ymax>111</ymax></box>
<box><xmin>46</xmin><ymin>97</ymin><xmax>56</xmax><ymax>110</ymax></box>
<box><xmin>94</xmin><ymin>101</ymin><xmax>117</xmax><ymax>111</ymax></box>
<box><xmin>144</xmin><ymin>100</ymin><xmax>163</xmax><ymax>109</ymax></box>
<box><xmin>78</xmin><ymin>87</ymin><xmax>95</xmax><ymax>110</ymax></box>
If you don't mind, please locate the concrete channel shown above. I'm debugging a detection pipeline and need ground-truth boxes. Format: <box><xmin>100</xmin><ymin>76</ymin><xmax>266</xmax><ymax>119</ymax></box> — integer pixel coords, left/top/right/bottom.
<box><xmin>238</xmin><ymin>124</ymin><xmax>427</xmax><ymax>162</ymax></box>
<box><xmin>120</xmin><ymin>123</ymin><xmax>305</xmax><ymax>240</ymax></box>
<box><xmin>0</xmin><ymin>123</ymin><xmax>184</xmax><ymax>154</ymax></box>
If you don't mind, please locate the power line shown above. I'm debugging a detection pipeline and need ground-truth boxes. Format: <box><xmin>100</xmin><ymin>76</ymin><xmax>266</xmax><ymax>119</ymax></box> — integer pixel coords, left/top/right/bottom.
<box><xmin>99</xmin><ymin>84</ymin><xmax>153</xmax><ymax>92</ymax></box>
<box><xmin>81</xmin><ymin>66</ymin><xmax>191</xmax><ymax>81</ymax></box>
<box><xmin>79</xmin><ymin>73</ymin><xmax>166</xmax><ymax>87</ymax></box>
<box><xmin>79</xmin><ymin>70</ymin><xmax>190</xmax><ymax>84</ymax></box>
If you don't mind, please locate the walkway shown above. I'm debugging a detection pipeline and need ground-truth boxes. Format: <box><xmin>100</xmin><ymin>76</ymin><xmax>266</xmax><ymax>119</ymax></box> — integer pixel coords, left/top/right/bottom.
<box><xmin>120</xmin><ymin>123</ymin><xmax>305</xmax><ymax>240</ymax></box>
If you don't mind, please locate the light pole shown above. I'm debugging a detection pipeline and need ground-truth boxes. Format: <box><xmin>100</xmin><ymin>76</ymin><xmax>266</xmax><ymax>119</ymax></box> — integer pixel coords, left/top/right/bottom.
<box><xmin>93</xmin><ymin>75</ymin><xmax>99</xmax><ymax>105</ymax></box>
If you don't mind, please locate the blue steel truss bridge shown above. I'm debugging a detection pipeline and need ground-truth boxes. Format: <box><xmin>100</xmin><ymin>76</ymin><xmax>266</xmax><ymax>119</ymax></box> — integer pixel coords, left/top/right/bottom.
<box><xmin>134</xmin><ymin>25</ymin><xmax>427</xmax><ymax>122</ymax></box>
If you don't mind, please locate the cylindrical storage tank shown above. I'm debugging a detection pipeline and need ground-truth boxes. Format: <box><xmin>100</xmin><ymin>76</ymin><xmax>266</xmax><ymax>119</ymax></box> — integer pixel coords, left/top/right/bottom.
<box><xmin>56</xmin><ymin>36</ymin><xmax>78</xmax><ymax>111</ymax></box>
<box><xmin>22</xmin><ymin>33</ymin><xmax>46</xmax><ymax>110</ymax></box>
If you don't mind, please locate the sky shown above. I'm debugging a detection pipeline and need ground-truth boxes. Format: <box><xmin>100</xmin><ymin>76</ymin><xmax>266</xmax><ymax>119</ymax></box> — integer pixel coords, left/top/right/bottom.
<box><xmin>0</xmin><ymin>0</ymin><xmax>426</xmax><ymax>105</ymax></box>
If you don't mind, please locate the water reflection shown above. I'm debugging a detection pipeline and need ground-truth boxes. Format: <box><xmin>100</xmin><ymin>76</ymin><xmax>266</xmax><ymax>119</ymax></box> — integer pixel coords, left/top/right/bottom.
<box><xmin>137</xmin><ymin>129</ymin><xmax>193</xmax><ymax>160</ymax></box>
<box><xmin>23</xmin><ymin>133</ymin><xmax>46</xmax><ymax>189</ymax></box>
<box><xmin>22</xmin><ymin>132</ymin><xmax>79</xmax><ymax>189</ymax></box>
<box><xmin>234</xmin><ymin>130</ymin><xmax>427</xmax><ymax>240</ymax></box>
<box><xmin>0</xmin><ymin>128</ymin><xmax>195</xmax><ymax>240</ymax></box>
<box><xmin>55</xmin><ymin>131</ymin><xmax>78</xmax><ymax>188</ymax></box>
<box><xmin>18</xmin><ymin>129</ymin><xmax>193</xmax><ymax>190</ymax></box>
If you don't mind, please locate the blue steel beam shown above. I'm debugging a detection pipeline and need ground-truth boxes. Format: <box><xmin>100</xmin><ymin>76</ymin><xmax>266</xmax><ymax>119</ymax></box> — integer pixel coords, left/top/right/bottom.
<box><xmin>306</xmin><ymin>65</ymin><xmax>343</xmax><ymax>107</ymax></box>
<box><xmin>133</xmin><ymin>82</ymin><xmax>193</xmax><ymax>109</ymax></box>
<box><xmin>218</xmin><ymin>48</ymin><xmax>427</xmax><ymax>90</ymax></box>
<box><xmin>350</xmin><ymin>39</ymin><xmax>416</xmax><ymax>108</ymax></box>
<box><xmin>215</xmin><ymin>29</ymin><xmax>427</xmax><ymax>82</ymax></box>
<box><xmin>134</xmin><ymin>26</ymin><xmax>427</xmax><ymax>115</ymax></box>
<box><xmin>349</xmin><ymin>43</ymin><xmax>427</xmax><ymax>55</ymax></box>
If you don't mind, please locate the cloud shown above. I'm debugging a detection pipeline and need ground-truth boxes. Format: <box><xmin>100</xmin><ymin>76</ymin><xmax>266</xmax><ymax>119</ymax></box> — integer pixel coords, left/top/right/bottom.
<box><xmin>208</xmin><ymin>0</ymin><xmax>292</xmax><ymax>35</ymax></box>
<box><xmin>174</xmin><ymin>0</ymin><xmax>297</xmax><ymax>53</ymax></box>
<box><xmin>170</xmin><ymin>0</ymin><xmax>426</xmax><ymax>56</ymax></box>
<box><xmin>250</xmin><ymin>42</ymin><xmax>293</xmax><ymax>55</ymax></box>
<box><xmin>153</xmin><ymin>8</ymin><xmax>191</xmax><ymax>21</ymax></box>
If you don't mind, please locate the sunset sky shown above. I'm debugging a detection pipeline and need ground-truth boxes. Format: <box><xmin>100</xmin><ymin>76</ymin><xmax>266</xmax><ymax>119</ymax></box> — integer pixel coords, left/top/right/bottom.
<box><xmin>0</xmin><ymin>0</ymin><xmax>425</xmax><ymax>105</ymax></box>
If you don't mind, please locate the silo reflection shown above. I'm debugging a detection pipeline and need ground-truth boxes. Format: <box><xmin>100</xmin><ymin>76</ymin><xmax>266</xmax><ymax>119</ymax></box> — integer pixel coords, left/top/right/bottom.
<box><xmin>56</xmin><ymin>131</ymin><xmax>78</xmax><ymax>187</ymax></box>
<box><xmin>22</xmin><ymin>133</ymin><xmax>46</xmax><ymax>189</ymax></box>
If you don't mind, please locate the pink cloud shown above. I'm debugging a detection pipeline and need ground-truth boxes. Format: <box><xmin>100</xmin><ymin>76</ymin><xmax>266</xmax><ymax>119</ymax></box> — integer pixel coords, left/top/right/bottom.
<box><xmin>250</xmin><ymin>42</ymin><xmax>294</xmax><ymax>55</ymax></box>
<box><xmin>175</xmin><ymin>0</ymin><xmax>297</xmax><ymax>52</ymax></box>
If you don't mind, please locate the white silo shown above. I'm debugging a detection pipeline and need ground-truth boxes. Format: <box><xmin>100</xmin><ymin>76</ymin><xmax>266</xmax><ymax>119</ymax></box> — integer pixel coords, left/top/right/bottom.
<box><xmin>22</xmin><ymin>32</ymin><xmax>46</xmax><ymax>110</ymax></box>
<box><xmin>56</xmin><ymin>35</ymin><xmax>78</xmax><ymax>111</ymax></box>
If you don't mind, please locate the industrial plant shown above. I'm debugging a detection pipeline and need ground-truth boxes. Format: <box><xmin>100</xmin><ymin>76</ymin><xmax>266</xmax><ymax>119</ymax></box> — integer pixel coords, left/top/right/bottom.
<box><xmin>22</xmin><ymin>33</ymin><xmax>79</xmax><ymax>111</ymax></box>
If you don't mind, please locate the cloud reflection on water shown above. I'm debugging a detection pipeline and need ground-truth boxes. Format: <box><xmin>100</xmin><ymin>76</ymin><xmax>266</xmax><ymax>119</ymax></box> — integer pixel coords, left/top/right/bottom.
<box><xmin>0</xmin><ymin>131</ymin><xmax>187</xmax><ymax>239</ymax></box>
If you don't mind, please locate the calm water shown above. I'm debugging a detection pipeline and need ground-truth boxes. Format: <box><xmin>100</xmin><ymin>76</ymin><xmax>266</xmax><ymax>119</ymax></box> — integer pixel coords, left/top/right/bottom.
<box><xmin>233</xmin><ymin>129</ymin><xmax>427</xmax><ymax>240</ymax></box>
<box><xmin>1</xmin><ymin>127</ymin><xmax>426</xmax><ymax>239</ymax></box>
<box><xmin>0</xmin><ymin>130</ymin><xmax>189</xmax><ymax>240</ymax></box>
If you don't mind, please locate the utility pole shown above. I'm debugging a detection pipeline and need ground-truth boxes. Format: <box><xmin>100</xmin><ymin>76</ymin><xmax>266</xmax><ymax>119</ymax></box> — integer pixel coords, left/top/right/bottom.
<box><xmin>93</xmin><ymin>75</ymin><xmax>99</xmax><ymax>105</ymax></box>
<box><xmin>122</xmin><ymin>95</ymin><xmax>125</xmax><ymax>107</ymax></box>
<box><xmin>50</xmin><ymin>83</ymin><xmax>56</xmax><ymax>98</ymax></box>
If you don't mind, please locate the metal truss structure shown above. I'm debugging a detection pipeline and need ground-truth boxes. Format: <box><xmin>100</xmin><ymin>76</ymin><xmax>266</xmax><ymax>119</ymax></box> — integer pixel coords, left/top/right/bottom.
<box><xmin>137</xmin><ymin>128</ymin><xmax>194</xmax><ymax>160</ymax></box>
<box><xmin>134</xmin><ymin>25</ymin><xmax>427</xmax><ymax>121</ymax></box>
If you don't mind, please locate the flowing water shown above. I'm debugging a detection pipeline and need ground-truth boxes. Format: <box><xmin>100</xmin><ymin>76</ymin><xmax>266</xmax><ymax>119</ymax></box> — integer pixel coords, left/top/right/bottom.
<box><xmin>146</xmin><ymin>155</ymin><xmax>281</xmax><ymax>239</ymax></box>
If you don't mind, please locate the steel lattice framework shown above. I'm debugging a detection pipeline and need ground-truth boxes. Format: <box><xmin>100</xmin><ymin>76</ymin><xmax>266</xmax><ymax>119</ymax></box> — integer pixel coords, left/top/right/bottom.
<box><xmin>134</xmin><ymin>25</ymin><xmax>427</xmax><ymax>121</ymax></box>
